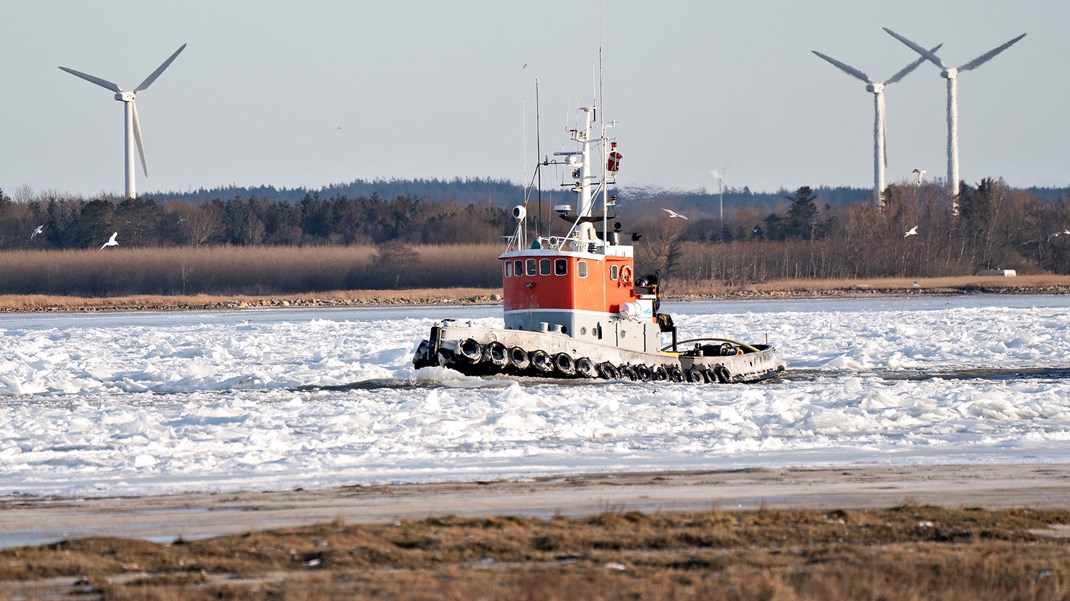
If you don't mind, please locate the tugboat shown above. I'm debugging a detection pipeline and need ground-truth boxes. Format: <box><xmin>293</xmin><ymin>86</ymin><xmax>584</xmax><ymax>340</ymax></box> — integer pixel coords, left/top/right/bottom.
<box><xmin>413</xmin><ymin>102</ymin><xmax>785</xmax><ymax>384</ymax></box>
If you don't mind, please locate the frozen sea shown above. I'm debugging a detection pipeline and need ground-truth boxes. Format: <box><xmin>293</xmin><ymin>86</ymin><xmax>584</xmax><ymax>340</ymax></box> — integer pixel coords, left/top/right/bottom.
<box><xmin>2</xmin><ymin>294</ymin><xmax>1069</xmax><ymax>498</ymax></box>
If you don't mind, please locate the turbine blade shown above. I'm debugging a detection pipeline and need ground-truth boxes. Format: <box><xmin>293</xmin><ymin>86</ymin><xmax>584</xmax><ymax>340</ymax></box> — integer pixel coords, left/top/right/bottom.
<box><xmin>957</xmin><ymin>33</ymin><xmax>1026</xmax><ymax>72</ymax></box>
<box><xmin>811</xmin><ymin>50</ymin><xmax>872</xmax><ymax>83</ymax></box>
<box><xmin>58</xmin><ymin>66</ymin><xmax>121</xmax><ymax>93</ymax></box>
<box><xmin>883</xmin><ymin>28</ymin><xmax>946</xmax><ymax>69</ymax></box>
<box><xmin>134</xmin><ymin>43</ymin><xmax>187</xmax><ymax>92</ymax></box>
<box><xmin>132</xmin><ymin>100</ymin><xmax>148</xmax><ymax>177</ymax></box>
<box><xmin>884</xmin><ymin>44</ymin><xmax>944</xmax><ymax>85</ymax></box>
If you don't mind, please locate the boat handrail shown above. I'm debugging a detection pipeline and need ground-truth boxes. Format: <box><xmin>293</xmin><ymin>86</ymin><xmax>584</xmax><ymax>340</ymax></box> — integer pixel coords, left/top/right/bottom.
<box><xmin>663</xmin><ymin>337</ymin><xmax>761</xmax><ymax>354</ymax></box>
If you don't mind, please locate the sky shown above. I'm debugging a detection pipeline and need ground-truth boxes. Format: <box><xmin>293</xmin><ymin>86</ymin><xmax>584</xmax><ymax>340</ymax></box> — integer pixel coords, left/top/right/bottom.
<box><xmin>1</xmin><ymin>1</ymin><xmax>1067</xmax><ymax>199</ymax></box>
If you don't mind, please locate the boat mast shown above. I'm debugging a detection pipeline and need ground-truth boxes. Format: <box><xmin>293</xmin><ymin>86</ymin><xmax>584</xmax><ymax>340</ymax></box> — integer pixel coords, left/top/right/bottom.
<box><xmin>599</xmin><ymin>45</ymin><xmax>609</xmax><ymax>249</ymax></box>
<box><xmin>535</xmin><ymin>79</ymin><xmax>542</xmax><ymax>239</ymax></box>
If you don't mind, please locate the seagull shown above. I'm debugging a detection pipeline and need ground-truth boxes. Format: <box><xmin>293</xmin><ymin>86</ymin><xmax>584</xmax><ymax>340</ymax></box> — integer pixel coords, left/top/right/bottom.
<box><xmin>100</xmin><ymin>232</ymin><xmax>118</xmax><ymax>250</ymax></box>
<box><xmin>911</xmin><ymin>281</ymin><xmax>921</xmax><ymax>288</ymax></box>
<box><xmin>1048</xmin><ymin>231</ymin><xmax>1066</xmax><ymax>242</ymax></box>
<box><xmin>904</xmin><ymin>226</ymin><xmax>918</xmax><ymax>238</ymax></box>
<box><xmin>912</xmin><ymin>168</ymin><xmax>926</xmax><ymax>184</ymax></box>
<box><xmin>30</xmin><ymin>224</ymin><xmax>44</xmax><ymax>240</ymax></box>
<box><xmin>662</xmin><ymin>208</ymin><xmax>689</xmax><ymax>220</ymax></box>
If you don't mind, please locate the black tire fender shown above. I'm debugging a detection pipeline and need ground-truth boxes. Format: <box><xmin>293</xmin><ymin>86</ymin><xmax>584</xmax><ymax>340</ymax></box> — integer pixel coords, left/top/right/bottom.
<box><xmin>459</xmin><ymin>338</ymin><xmax>483</xmax><ymax>363</ymax></box>
<box><xmin>634</xmin><ymin>364</ymin><xmax>652</xmax><ymax>381</ymax></box>
<box><xmin>483</xmin><ymin>341</ymin><xmax>508</xmax><ymax>367</ymax></box>
<box><xmin>553</xmin><ymin>353</ymin><xmax>577</xmax><ymax>377</ymax></box>
<box><xmin>530</xmin><ymin>350</ymin><xmax>553</xmax><ymax>373</ymax></box>
<box><xmin>576</xmin><ymin>357</ymin><xmax>597</xmax><ymax>378</ymax></box>
<box><xmin>508</xmin><ymin>346</ymin><xmax>530</xmax><ymax>370</ymax></box>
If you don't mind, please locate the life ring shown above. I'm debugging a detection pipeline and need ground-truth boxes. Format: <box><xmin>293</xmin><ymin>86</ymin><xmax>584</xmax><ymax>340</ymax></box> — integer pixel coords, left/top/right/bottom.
<box><xmin>508</xmin><ymin>346</ymin><xmax>530</xmax><ymax>371</ymax></box>
<box><xmin>531</xmin><ymin>349</ymin><xmax>553</xmax><ymax>373</ymax></box>
<box><xmin>482</xmin><ymin>341</ymin><xmax>508</xmax><ymax>367</ymax></box>
<box><xmin>459</xmin><ymin>338</ymin><xmax>483</xmax><ymax>363</ymax></box>
<box><xmin>619</xmin><ymin>265</ymin><xmax>633</xmax><ymax>287</ymax></box>
<box><xmin>553</xmin><ymin>353</ymin><xmax>577</xmax><ymax>377</ymax></box>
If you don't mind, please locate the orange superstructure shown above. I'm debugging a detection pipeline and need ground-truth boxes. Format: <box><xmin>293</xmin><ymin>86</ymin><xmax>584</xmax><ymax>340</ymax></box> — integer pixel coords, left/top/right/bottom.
<box><xmin>500</xmin><ymin>251</ymin><xmax>634</xmax><ymax>314</ymax></box>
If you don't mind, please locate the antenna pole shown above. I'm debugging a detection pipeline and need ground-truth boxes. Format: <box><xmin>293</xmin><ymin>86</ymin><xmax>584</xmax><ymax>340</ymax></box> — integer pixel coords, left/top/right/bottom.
<box><xmin>599</xmin><ymin>46</ymin><xmax>608</xmax><ymax>247</ymax></box>
<box><xmin>522</xmin><ymin>97</ymin><xmax>528</xmax><ymax>244</ymax></box>
<box><xmin>536</xmin><ymin>79</ymin><xmax>543</xmax><ymax>239</ymax></box>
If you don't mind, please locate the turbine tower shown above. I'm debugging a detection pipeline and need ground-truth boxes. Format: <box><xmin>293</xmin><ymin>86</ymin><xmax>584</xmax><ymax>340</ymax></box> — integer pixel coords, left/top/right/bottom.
<box><xmin>811</xmin><ymin>45</ymin><xmax>940</xmax><ymax>207</ymax></box>
<box><xmin>60</xmin><ymin>44</ymin><xmax>187</xmax><ymax>199</ymax></box>
<box><xmin>711</xmin><ymin>167</ymin><xmax>728</xmax><ymax>222</ymax></box>
<box><xmin>883</xmin><ymin>28</ymin><xmax>1025</xmax><ymax>206</ymax></box>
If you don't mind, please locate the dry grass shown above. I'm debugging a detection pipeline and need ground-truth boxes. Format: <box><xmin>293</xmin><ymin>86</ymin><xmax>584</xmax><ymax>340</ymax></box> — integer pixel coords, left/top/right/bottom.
<box><xmin>2</xmin><ymin>244</ymin><xmax>1069</xmax><ymax>313</ymax></box>
<box><xmin>670</xmin><ymin>274</ymin><xmax>1070</xmax><ymax>297</ymax></box>
<box><xmin>0</xmin><ymin>244</ymin><xmax>503</xmax><ymax>297</ymax></box>
<box><xmin>2</xmin><ymin>507</ymin><xmax>1069</xmax><ymax>600</ymax></box>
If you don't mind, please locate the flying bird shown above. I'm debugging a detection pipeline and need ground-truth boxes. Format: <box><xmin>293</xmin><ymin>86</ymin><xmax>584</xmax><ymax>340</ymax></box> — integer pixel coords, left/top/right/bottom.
<box><xmin>904</xmin><ymin>226</ymin><xmax>918</xmax><ymax>237</ymax></box>
<box><xmin>100</xmin><ymin>232</ymin><xmax>119</xmax><ymax>250</ymax></box>
<box><xmin>662</xmin><ymin>208</ymin><xmax>689</xmax><ymax>220</ymax></box>
<box><xmin>30</xmin><ymin>224</ymin><xmax>44</xmax><ymax>240</ymax></box>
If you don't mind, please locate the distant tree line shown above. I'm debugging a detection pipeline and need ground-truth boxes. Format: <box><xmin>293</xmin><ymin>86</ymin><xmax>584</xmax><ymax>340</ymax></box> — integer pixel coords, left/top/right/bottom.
<box><xmin>2</xmin><ymin>178</ymin><xmax>1070</xmax><ymax>295</ymax></box>
<box><xmin>0</xmin><ymin>191</ymin><xmax>513</xmax><ymax>250</ymax></box>
<box><xmin>648</xmin><ymin>180</ymin><xmax>1070</xmax><ymax>282</ymax></box>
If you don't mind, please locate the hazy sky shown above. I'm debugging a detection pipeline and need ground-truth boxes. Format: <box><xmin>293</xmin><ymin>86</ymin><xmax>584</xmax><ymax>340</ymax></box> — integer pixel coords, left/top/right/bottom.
<box><xmin>2</xmin><ymin>1</ymin><xmax>1066</xmax><ymax>198</ymax></box>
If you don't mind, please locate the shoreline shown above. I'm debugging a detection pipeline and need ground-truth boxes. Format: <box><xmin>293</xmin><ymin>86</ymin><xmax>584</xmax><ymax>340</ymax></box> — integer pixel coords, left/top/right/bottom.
<box><xmin>2</xmin><ymin>275</ymin><xmax>1068</xmax><ymax>313</ymax></box>
<box><xmin>3</xmin><ymin>463</ymin><xmax>1070</xmax><ymax>549</ymax></box>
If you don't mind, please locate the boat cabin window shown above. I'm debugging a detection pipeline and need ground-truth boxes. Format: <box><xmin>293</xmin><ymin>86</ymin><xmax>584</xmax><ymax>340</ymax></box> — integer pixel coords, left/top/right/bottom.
<box><xmin>504</xmin><ymin>261</ymin><xmax>512</xmax><ymax>278</ymax></box>
<box><xmin>526</xmin><ymin>259</ymin><xmax>537</xmax><ymax>276</ymax></box>
<box><xmin>610</xmin><ymin>264</ymin><xmax>619</xmax><ymax>280</ymax></box>
<box><xmin>554</xmin><ymin>258</ymin><xmax>567</xmax><ymax>276</ymax></box>
<box><xmin>514</xmin><ymin>260</ymin><xmax>523</xmax><ymax>276</ymax></box>
<box><xmin>539</xmin><ymin>259</ymin><xmax>551</xmax><ymax>276</ymax></box>
<box><xmin>578</xmin><ymin>261</ymin><xmax>588</xmax><ymax>277</ymax></box>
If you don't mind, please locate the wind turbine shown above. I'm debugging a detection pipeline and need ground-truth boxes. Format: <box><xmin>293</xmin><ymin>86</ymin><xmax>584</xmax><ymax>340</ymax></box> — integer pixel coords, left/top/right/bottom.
<box><xmin>710</xmin><ymin>167</ymin><xmax>728</xmax><ymax>222</ymax></box>
<box><xmin>883</xmin><ymin>28</ymin><xmax>1026</xmax><ymax>206</ymax></box>
<box><xmin>811</xmin><ymin>44</ymin><xmax>940</xmax><ymax>207</ymax></box>
<box><xmin>60</xmin><ymin>44</ymin><xmax>187</xmax><ymax>199</ymax></box>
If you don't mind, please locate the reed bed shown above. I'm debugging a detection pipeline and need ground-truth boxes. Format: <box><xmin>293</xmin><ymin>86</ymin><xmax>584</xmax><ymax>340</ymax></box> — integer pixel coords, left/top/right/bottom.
<box><xmin>0</xmin><ymin>244</ymin><xmax>503</xmax><ymax>297</ymax></box>
<box><xmin>668</xmin><ymin>274</ymin><xmax>1070</xmax><ymax>297</ymax></box>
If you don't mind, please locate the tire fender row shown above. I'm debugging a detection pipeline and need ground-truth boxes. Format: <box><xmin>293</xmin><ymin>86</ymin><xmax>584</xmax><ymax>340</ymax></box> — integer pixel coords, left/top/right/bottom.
<box><xmin>447</xmin><ymin>338</ymin><xmax>734</xmax><ymax>383</ymax></box>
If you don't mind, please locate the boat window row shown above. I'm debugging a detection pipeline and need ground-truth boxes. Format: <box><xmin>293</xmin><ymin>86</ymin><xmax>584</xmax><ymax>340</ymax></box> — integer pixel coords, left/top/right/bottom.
<box><xmin>503</xmin><ymin>258</ymin><xmax>588</xmax><ymax>278</ymax></box>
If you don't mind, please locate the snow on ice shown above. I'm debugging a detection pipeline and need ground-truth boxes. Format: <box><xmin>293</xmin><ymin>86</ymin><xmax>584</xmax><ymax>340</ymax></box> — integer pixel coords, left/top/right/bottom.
<box><xmin>1</xmin><ymin>296</ymin><xmax>1069</xmax><ymax>497</ymax></box>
